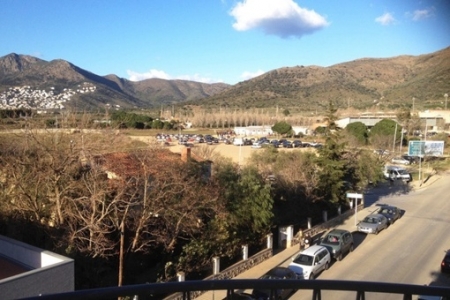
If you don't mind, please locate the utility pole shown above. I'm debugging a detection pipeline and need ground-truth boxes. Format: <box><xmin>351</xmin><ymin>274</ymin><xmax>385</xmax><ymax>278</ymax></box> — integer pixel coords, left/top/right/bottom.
<box><xmin>392</xmin><ymin>122</ymin><xmax>398</xmax><ymax>154</ymax></box>
<box><xmin>445</xmin><ymin>93</ymin><xmax>448</xmax><ymax>110</ymax></box>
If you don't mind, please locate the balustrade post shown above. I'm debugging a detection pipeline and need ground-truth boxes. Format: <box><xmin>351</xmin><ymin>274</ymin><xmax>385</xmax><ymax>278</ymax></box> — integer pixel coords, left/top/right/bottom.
<box><xmin>323</xmin><ymin>211</ymin><xmax>328</xmax><ymax>222</ymax></box>
<box><xmin>242</xmin><ymin>245</ymin><xmax>248</xmax><ymax>260</ymax></box>
<box><xmin>213</xmin><ymin>257</ymin><xmax>220</xmax><ymax>275</ymax></box>
<box><xmin>267</xmin><ymin>233</ymin><xmax>273</xmax><ymax>249</ymax></box>
<box><xmin>177</xmin><ymin>271</ymin><xmax>185</xmax><ymax>282</ymax></box>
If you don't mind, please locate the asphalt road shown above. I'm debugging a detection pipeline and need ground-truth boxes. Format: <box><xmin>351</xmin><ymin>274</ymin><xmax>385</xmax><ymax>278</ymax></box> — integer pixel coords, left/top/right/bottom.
<box><xmin>284</xmin><ymin>174</ymin><xmax>450</xmax><ymax>300</ymax></box>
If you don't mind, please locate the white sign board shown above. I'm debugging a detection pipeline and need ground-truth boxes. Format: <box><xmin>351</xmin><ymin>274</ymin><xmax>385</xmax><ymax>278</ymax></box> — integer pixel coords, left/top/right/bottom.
<box><xmin>408</xmin><ymin>141</ymin><xmax>444</xmax><ymax>157</ymax></box>
<box><xmin>424</xmin><ymin>141</ymin><xmax>444</xmax><ymax>156</ymax></box>
<box><xmin>346</xmin><ymin>193</ymin><xmax>363</xmax><ymax>199</ymax></box>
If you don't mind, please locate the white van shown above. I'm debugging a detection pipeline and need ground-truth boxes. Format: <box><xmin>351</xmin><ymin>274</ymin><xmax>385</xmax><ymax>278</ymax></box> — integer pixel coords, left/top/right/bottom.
<box><xmin>383</xmin><ymin>166</ymin><xmax>412</xmax><ymax>181</ymax></box>
<box><xmin>233</xmin><ymin>137</ymin><xmax>245</xmax><ymax>146</ymax></box>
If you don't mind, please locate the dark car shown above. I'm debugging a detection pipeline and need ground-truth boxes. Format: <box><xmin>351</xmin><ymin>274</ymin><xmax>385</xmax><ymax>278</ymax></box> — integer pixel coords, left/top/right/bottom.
<box><xmin>222</xmin><ymin>292</ymin><xmax>255</xmax><ymax>300</ymax></box>
<box><xmin>376</xmin><ymin>205</ymin><xmax>401</xmax><ymax>225</ymax></box>
<box><xmin>251</xmin><ymin>267</ymin><xmax>296</xmax><ymax>300</ymax></box>
<box><xmin>441</xmin><ymin>250</ymin><xmax>450</xmax><ymax>273</ymax></box>
<box><xmin>270</xmin><ymin>140</ymin><xmax>280</xmax><ymax>148</ymax></box>
<box><xmin>292</xmin><ymin>140</ymin><xmax>302</xmax><ymax>148</ymax></box>
<box><xmin>282</xmin><ymin>140</ymin><xmax>293</xmax><ymax>148</ymax></box>
<box><xmin>319</xmin><ymin>229</ymin><xmax>354</xmax><ymax>261</ymax></box>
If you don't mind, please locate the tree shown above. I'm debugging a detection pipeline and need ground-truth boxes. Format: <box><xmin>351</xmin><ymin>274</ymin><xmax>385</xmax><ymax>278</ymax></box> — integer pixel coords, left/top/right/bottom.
<box><xmin>345</xmin><ymin>122</ymin><xmax>368</xmax><ymax>145</ymax></box>
<box><xmin>315</xmin><ymin>101</ymin><xmax>347</xmax><ymax>204</ymax></box>
<box><xmin>272</xmin><ymin>121</ymin><xmax>292</xmax><ymax>135</ymax></box>
<box><xmin>370</xmin><ymin>119</ymin><xmax>402</xmax><ymax>150</ymax></box>
<box><xmin>178</xmin><ymin>162</ymin><xmax>273</xmax><ymax>274</ymax></box>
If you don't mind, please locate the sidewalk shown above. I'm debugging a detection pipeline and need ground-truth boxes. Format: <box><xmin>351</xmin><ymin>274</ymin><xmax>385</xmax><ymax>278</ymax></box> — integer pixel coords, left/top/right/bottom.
<box><xmin>195</xmin><ymin>205</ymin><xmax>377</xmax><ymax>300</ymax></box>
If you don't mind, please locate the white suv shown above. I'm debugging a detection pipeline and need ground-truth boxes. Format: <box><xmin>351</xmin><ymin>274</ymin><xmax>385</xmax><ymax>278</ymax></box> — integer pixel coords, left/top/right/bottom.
<box><xmin>288</xmin><ymin>245</ymin><xmax>331</xmax><ymax>279</ymax></box>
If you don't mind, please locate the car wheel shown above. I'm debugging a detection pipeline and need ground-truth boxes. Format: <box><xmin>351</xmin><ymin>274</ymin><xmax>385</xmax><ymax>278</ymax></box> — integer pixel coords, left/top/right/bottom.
<box><xmin>309</xmin><ymin>273</ymin><xmax>315</xmax><ymax>280</ymax></box>
<box><xmin>337</xmin><ymin>253</ymin><xmax>343</xmax><ymax>261</ymax></box>
<box><xmin>374</xmin><ymin>229</ymin><xmax>379</xmax><ymax>235</ymax></box>
<box><xmin>349</xmin><ymin>244</ymin><xmax>354</xmax><ymax>252</ymax></box>
<box><xmin>324</xmin><ymin>262</ymin><xmax>329</xmax><ymax>270</ymax></box>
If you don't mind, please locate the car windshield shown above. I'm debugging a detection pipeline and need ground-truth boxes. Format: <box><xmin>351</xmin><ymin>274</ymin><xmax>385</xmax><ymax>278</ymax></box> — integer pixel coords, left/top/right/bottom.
<box><xmin>398</xmin><ymin>169</ymin><xmax>408</xmax><ymax>174</ymax></box>
<box><xmin>324</xmin><ymin>234</ymin><xmax>340</xmax><ymax>244</ymax></box>
<box><xmin>379</xmin><ymin>208</ymin><xmax>392</xmax><ymax>214</ymax></box>
<box><xmin>363</xmin><ymin>217</ymin><xmax>377</xmax><ymax>224</ymax></box>
<box><xmin>293</xmin><ymin>254</ymin><xmax>313</xmax><ymax>266</ymax></box>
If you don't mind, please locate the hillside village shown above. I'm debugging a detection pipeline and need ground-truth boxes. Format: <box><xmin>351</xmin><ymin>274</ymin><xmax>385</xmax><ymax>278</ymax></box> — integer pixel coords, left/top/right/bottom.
<box><xmin>0</xmin><ymin>83</ymin><xmax>97</xmax><ymax>110</ymax></box>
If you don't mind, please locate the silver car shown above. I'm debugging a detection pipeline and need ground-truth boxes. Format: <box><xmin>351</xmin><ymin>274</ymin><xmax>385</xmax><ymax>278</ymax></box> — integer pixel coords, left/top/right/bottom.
<box><xmin>357</xmin><ymin>214</ymin><xmax>388</xmax><ymax>235</ymax></box>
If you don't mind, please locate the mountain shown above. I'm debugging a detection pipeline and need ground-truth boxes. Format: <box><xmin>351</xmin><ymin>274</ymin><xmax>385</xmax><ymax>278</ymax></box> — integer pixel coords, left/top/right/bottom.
<box><xmin>185</xmin><ymin>47</ymin><xmax>450</xmax><ymax>113</ymax></box>
<box><xmin>0</xmin><ymin>53</ymin><xmax>231</xmax><ymax>110</ymax></box>
<box><xmin>1</xmin><ymin>47</ymin><xmax>449</xmax><ymax>112</ymax></box>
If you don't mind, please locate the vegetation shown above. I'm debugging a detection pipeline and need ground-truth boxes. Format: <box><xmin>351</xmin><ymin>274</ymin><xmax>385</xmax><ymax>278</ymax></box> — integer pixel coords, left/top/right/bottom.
<box><xmin>271</xmin><ymin>121</ymin><xmax>292</xmax><ymax>135</ymax></box>
<box><xmin>345</xmin><ymin>121</ymin><xmax>369</xmax><ymax>145</ymax></box>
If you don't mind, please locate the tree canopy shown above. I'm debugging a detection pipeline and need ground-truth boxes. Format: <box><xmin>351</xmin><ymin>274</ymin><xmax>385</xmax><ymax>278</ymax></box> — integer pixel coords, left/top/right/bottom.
<box><xmin>345</xmin><ymin>122</ymin><xmax>369</xmax><ymax>145</ymax></box>
<box><xmin>272</xmin><ymin>121</ymin><xmax>292</xmax><ymax>135</ymax></box>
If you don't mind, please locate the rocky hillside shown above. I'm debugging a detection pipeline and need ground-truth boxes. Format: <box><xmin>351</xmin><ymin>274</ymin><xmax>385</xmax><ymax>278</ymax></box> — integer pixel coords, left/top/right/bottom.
<box><xmin>186</xmin><ymin>46</ymin><xmax>450</xmax><ymax>113</ymax></box>
<box><xmin>0</xmin><ymin>53</ymin><xmax>230</xmax><ymax>110</ymax></box>
<box><xmin>1</xmin><ymin>46</ymin><xmax>449</xmax><ymax>112</ymax></box>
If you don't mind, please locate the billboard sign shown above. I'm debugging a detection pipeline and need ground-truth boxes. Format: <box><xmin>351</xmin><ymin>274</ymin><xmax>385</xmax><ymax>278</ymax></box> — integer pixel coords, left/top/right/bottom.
<box><xmin>408</xmin><ymin>141</ymin><xmax>425</xmax><ymax>156</ymax></box>
<box><xmin>408</xmin><ymin>141</ymin><xmax>444</xmax><ymax>157</ymax></box>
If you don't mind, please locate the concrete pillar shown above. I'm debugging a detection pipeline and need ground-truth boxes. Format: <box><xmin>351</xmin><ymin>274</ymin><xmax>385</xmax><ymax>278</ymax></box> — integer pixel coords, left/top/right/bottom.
<box><xmin>177</xmin><ymin>272</ymin><xmax>185</xmax><ymax>282</ymax></box>
<box><xmin>242</xmin><ymin>245</ymin><xmax>248</xmax><ymax>260</ymax></box>
<box><xmin>285</xmin><ymin>225</ymin><xmax>293</xmax><ymax>248</ymax></box>
<box><xmin>307</xmin><ymin>218</ymin><xmax>312</xmax><ymax>229</ymax></box>
<box><xmin>323</xmin><ymin>211</ymin><xmax>328</xmax><ymax>222</ymax></box>
<box><xmin>267</xmin><ymin>233</ymin><xmax>273</xmax><ymax>249</ymax></box>
<box><xmin>212</xmin><ymin>257</ymin><xmax>220</xmax><ymax>275</ymax></box>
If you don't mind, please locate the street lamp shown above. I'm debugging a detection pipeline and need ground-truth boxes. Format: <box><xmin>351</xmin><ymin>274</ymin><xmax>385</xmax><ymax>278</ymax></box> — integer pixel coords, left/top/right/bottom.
<box><xmin>445</xmin><ymin>93</ymin><xmax>448</xmax><ymax>110</ymax></box>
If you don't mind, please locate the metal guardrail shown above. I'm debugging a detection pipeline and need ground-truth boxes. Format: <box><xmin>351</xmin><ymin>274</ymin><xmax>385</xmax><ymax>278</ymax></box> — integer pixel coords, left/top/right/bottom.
<box><xmin>20</xmin><ymin>279</ymin><xmax>450</xmax><ymax>300</ymax></box>
<box><xmin>164</xmin><ymin>248</ymin><xmax>273</xmax><ymax>300</ymax></box>
<box><xmin>292</xmin><ymin>204</ymin><xmax>364</xmax><ymax>246</ymax></box>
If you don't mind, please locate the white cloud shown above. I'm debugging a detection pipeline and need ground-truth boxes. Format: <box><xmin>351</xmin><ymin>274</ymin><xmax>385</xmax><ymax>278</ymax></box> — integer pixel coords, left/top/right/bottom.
<box><xmin>177</xmin><ymin>74</ymin><xmax>222</xmax><ymax>84</ymax></box>
<box><xmin>127</xmin><ymin>69</ymin><xmax>170</xmax><ymax>81</ymax></box>
<box><xmin>240</xmin><ymin>70</ymin><xmax>265</xmax><ymax>81</ymax></box>
<box><xmin>409</xmin><ymin>8</ymin><xmax>435</xmax><ymax>21</ymax></box>
<box><xmin>127</xmin><ymin>69</ymin><xmax>222</xmax><ymax>84</ymax></box>
<box><xmin>375</xmin><ymin>12</ymin><xmax>396</xmax><ymax>26</ymax></box>
<box><xmin>229</xmin><ymin>0</ymin><xmax>329</xmax><ymax>39</ymax></box>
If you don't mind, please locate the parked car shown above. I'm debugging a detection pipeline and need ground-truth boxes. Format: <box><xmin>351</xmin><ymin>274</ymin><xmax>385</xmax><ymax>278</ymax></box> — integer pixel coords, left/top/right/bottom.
<box><xmin>251</xmin><ymin>267</ymin><xmax>296</xmax><ymax>300</ymax></box>
<box><xmin>251</xmin><ymin>142</ymin><xmax>262</xmax><ymax>149</ymax></box>
<box><xmin>318</xmin><ymin>229</ymin><xmax>354</xmax><ymax>261</ymax></box>
<box><xmin>288</xmin><ymin>245</ymin><xmax>331</xmax><ymax>280</ymax></box>
<box><xmin>292</xmin><ymin>140</ymin><xmax>302</xmax><ymax>148</ymax></box>
<box><xmin>376</xmin><ymin>205</ymin><xmax>401</xmax><ymax>225</ymax></box>
<box><xmin>391</xmin><ymin>157</ymin><xmax>411</xmax><ymax>165</ymax></box>
<box><xmin>222</xmin><ymin>292</ymin><xmax>255</xmax><ymax>300</ymax></box>
<box><xmin>441</xmin><ymin>249</ymin><xmax>450</xmax><ymax>273</ymax></box>
<box><xmin>374</xmin><ymin>149</ymin><xmax>390</xmax><ymax>156</ymax></box>
<box><xmin>383</xmin><ymin>166</ymin><xmax>412</xmax><ymax>182</ymax></box>
<box><xmin>282</xmin><ymin>140</ymin><xmax>293</xmax><ymax>148</ymax></box>
<box><xmin>357</xmin><ymin>214</ymin><xmax>389</xmax><ymax>235</ymax></box>
<box><xmin>270</xmin><ymin>140</ymin><xmax>280</xmax><ymax>148</ymax></box>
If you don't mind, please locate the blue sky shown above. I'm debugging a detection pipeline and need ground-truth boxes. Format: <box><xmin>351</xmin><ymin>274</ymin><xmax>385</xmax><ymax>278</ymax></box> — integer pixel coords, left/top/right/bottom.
<box><xmin>2</xmin><ymin>0</ymin><xmax>449</xmax><ymax>85</ymax></box>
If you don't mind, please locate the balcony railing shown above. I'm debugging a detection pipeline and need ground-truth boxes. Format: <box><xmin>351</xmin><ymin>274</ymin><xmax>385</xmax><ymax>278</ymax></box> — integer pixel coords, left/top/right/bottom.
<box><xmin>21</xmin><ymin>279</ymin><xmax>450</xmax><ymax>300</ymax></box>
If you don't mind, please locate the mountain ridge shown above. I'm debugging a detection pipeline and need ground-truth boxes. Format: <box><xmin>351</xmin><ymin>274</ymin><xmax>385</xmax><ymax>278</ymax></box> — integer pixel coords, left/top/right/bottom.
<box><xmin>1</xmin><ymin>47</ymin><xmax>449</xmax><ymax>112</ymax></box>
